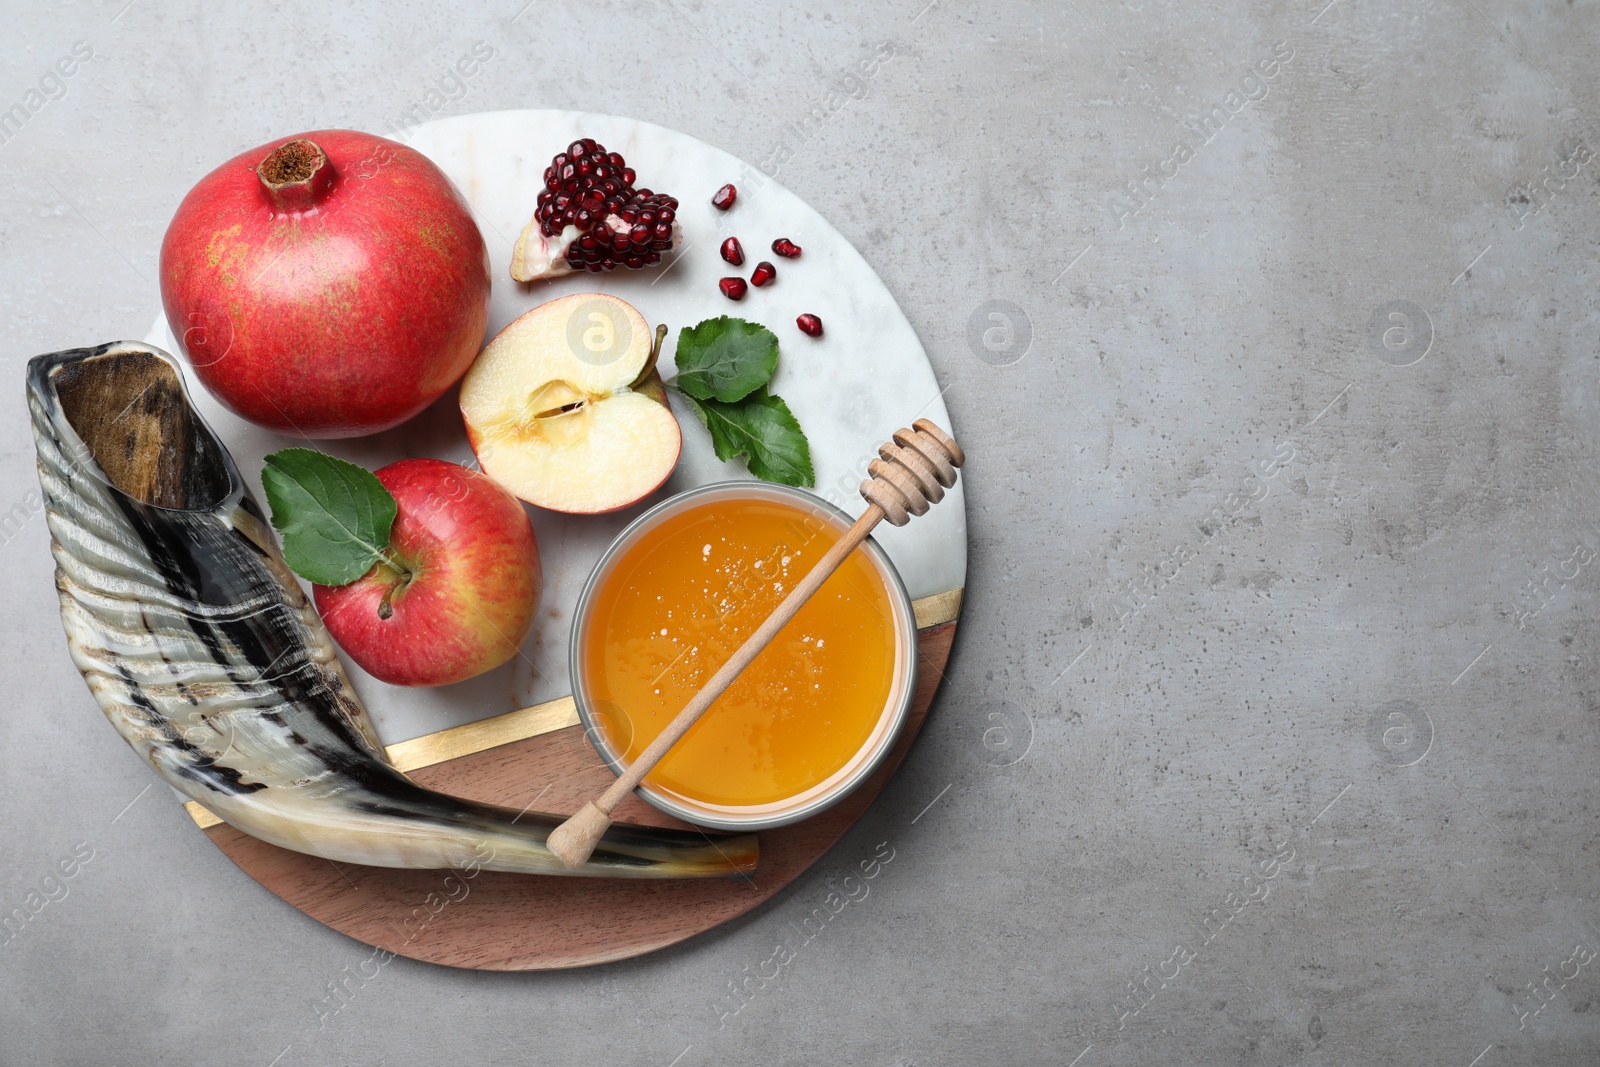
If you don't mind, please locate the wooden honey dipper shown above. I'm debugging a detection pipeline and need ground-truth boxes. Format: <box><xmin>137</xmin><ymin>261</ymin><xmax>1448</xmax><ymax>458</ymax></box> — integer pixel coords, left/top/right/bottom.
<box><xmin>548</xmin><ymin>418</ymin><xmax>965</xmax><ymax>869</ymax></box>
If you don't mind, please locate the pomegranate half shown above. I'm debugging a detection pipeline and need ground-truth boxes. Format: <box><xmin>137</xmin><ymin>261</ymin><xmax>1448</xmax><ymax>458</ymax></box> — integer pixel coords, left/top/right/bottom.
<box><xmin>160</xmin><ymin>130</ymin><xmax>491</xmax><ymax>438</ymax></box>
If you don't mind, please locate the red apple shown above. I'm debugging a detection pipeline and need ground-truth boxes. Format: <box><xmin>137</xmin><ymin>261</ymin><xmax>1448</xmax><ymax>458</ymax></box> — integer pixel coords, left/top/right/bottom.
<box><xmin>160</xmin><ymin>130</ymin><xmax>491</xmax><ymax>437</ymax></box>
<box><xmin>313</xmin><ymin>459</ymin><xmax>540</xmax><ymax>687</ymax></box>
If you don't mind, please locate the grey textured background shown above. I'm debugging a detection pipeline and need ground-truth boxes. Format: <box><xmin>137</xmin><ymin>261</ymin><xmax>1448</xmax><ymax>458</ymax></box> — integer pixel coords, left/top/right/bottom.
<box><xmin>3</xmin><ymin>1</ymin><xmax>1599</xmax><ymax>1064</ymax></box>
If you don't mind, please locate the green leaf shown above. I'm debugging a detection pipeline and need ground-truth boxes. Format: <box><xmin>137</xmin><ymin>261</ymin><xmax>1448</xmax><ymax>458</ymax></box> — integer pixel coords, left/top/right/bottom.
<box><xmin>678</xmin><ymin>389</ymin><xmax>815</xmax><ymax>487</ymax></box>
<box><xmin>260</xmin><ymin>448</ymin><xmax>397</xmax><ymax>586</ymax></box>
<box><xmin>672</xmin><ymin>316</ymin><xmax>780</xmax><ymax>402</ymax></box>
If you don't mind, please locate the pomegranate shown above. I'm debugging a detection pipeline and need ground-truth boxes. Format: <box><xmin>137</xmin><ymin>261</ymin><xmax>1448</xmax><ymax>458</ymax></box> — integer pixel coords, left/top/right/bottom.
<box><xmin>796</xmin><ymin>313</ymin><xmax>823</xmax><ymax>336</ymax></box>
<box><xmin>750</xmin><ymin>261</ymin><xmax>776</xmax><ymax>287</ymax></box>
<box><xmin>509</xmin><ymin>139</ymin><xmax>681</xmax><ymax>280</ymax></box>
<box><xmin>711</xmin><ymin>183</ymin><xmax>736</xmax><ymax>210</ymax></box>
<box><xmin>160</xmin><ymin>130</ymin><xmax>491</xmax><ymax>438</ymax></box>
<box><xmin>772</xmin><ymin>238</ymin><xmax>802</xmax><ymax>259</ymax></box>
<box><xmin>719</xmin><ymin>277</ymin><xmax>748</xmax><ymax>301</ymax></box>
<box><xmin>720</xmin><ymin>237</ymin><xmax>744</xmax><ymax>266</ymax></box>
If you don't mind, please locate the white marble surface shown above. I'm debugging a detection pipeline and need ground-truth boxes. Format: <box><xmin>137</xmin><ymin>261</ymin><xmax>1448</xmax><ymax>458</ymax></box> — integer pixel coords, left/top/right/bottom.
<box><xmin>146</xmin><ymin>109</ymin><xmax>965</xmax><ymax>744</ymax></box>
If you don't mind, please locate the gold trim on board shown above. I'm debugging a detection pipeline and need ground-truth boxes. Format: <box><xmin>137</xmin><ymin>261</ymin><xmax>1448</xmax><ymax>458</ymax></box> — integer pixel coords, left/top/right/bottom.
<box><xmin>386</xmin><ymin>697</ymin><xmax>578</xmax><ymax>773</ymax></box>
<box><xmin>183</xmin><ymin>587</ymin><xmax>964</xmax><ymax>831</ymax></box>
<box><xmin>913</xmin><ymin>587</ymin><xmax>963</xmax><ymax>630</ymax></box>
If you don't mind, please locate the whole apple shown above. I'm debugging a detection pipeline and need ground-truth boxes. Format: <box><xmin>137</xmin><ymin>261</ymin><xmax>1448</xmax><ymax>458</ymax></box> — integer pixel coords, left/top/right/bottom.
<box><xmin>313</xmin><ymin>459</ymin><xmax>541</xmax><ymax>687</ymax></box>
<box><xmin>160</xmin><ymin>130</ymin><xmax>491</xmax><ymax>437</ymax></box>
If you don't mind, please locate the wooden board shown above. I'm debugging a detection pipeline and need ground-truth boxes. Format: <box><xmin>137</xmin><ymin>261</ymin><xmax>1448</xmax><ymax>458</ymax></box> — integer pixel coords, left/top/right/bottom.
<box><xmin>194</xmin><ymin>613</ymin><xmax>956</xmax><ymax>971</ymax></box>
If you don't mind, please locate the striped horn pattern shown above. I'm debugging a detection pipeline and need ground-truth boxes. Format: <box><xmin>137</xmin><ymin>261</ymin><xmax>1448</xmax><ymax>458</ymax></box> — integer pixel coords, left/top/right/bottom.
<box><xmin>28</xmin><ymin>341</ymin><xmax>756</xmax><ymax>879</ymax></box>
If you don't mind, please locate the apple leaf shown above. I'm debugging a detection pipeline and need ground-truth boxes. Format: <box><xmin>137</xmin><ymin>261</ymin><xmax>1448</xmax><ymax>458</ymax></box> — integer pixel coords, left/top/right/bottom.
<box><xmin>671</xmin><ymin>316</ymin><xmax>780</xmax><ymax>402</ymax></box>
<box><xmin>678</xmin><ymin>389</ymin><xmax>815</xmax><ymax>487</ymax></box>
<box><xmin>260</xmin><ymin>448</ymin><xmax>397</xmax><ymax>586</ymax></box>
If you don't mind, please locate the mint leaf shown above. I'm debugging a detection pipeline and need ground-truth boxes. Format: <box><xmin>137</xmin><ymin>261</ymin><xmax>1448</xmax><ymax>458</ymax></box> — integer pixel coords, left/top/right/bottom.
<box><xmin>672</xmin><ymin>316</ymin><xmax>780</xmax><ymax>402</ymax></box>
<box><xmin>678</xmin><ymin>389</ymin><xmax>815</xmax><ymax>487</ymax></box>
<box><xmin>260</xmin><ymin>449</ymin><xmax>397</xmax><ymax>586</ymax></box>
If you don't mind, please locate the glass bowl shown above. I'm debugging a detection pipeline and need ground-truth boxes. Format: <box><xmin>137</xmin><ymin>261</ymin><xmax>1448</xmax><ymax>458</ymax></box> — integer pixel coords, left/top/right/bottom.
<box><xmin>569</xmin><ymin>481</ymin><xmax>918</xmax><ymax>831</ymax></box>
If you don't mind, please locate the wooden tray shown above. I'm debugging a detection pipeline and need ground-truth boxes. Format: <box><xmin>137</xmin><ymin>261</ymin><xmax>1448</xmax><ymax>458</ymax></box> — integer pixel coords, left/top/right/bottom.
<box><xmin>183</xmin><ymin>592</ymin><xmax>958</xmax><ymax>970</ymax></box>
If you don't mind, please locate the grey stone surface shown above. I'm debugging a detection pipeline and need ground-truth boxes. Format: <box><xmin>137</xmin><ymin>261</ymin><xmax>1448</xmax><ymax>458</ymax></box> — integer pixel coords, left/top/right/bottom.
<box><xmin>3</xmin><ymin>1</ymin><xmax>1599</xmax><ymax>1064</ymax></box>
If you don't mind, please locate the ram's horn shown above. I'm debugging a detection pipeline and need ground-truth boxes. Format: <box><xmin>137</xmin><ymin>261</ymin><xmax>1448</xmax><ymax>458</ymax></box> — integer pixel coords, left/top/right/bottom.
<box><xmin>28</xmin><ymin>341</ymin><xmax>757</xmax><ymax>879</ymax></box>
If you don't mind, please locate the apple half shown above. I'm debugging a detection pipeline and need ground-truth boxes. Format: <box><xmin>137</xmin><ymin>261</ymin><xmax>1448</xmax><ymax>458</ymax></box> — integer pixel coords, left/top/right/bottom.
<box><xmin>460</xmin><ymin>293</ymin><xmax>681</xmax><ymax>513</ymax></box>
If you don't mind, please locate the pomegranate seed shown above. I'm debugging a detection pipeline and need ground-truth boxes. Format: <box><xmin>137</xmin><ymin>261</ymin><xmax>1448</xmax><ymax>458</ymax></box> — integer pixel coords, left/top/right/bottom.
<box><xmin>751</xmin><ymin>261</ymin><xmax>776</xmax><ymax>287</ymax></box>
<box><xmin>719</xmin><ymin>277</ymin><xmax>748</xmax><ymax>300</ymax></box>
<box><xmin>532</xmin><ymin>138</ymin><xmax>678</xmax><ymax>272</ymax></box>
<box><xmin>796</xmin><ymin>313</ymin><xmax>823</xmax><ymax>336</ymax></box>
<box><xmin>712</xmin><ymin>183</ymin><xmax>737</xmax><ymax>210</ymax></box>
<box><xmin>772</xmin><ymin>238</ymin><xmax>802</xmax><ymax>258</ymax></box>
<box><xmin>720</xmin><ymin>237</ymin><xmax>744</xmax><ymax>266</ymax></box>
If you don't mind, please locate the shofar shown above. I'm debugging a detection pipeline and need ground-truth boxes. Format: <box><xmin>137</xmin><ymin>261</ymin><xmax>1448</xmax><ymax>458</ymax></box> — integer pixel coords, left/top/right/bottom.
<box><xmin>27</xmin><ymin>341</ymin><xmax>756</xmax><ymax>879</ymax></box>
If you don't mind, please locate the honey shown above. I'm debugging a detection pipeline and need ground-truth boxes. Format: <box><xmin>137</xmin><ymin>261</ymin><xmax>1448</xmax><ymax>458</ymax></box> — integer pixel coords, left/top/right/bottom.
<box><xmin>580</xmin><ymin>494</ymin><xmax>902</xmax><ymax>809</ymax></box>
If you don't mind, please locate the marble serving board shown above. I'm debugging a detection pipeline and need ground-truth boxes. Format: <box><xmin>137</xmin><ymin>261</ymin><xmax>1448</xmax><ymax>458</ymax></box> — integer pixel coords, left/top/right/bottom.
<box><xmin>144</xmin><ymin>108</ymin><xmax>965</xmax><ymax>746</ymax></box>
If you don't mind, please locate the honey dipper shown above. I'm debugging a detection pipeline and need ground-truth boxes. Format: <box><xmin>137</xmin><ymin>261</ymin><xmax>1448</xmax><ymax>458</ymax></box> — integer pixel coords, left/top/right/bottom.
<box><xmin>547</xmin><ymin>418</ymin><xmax>965</xmax><ymax>869</ymax></box>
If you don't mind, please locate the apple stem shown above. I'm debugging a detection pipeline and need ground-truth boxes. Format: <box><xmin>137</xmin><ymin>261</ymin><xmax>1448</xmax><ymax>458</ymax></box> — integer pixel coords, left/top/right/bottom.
<box><xmin>374</xmin><ymin>555</ymin><xmax>414</xmax><ymax>621</ymax></box>
<box><xmin>629</xmin><ymin>324</ymin><xmax>669</xmax><ymax>389</ymax></box>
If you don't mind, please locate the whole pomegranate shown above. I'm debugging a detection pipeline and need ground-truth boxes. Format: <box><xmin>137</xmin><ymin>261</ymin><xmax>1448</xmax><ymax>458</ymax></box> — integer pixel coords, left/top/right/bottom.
<box><xmin>160</xmin><ymin>130</ymin><xmax>491</xmax><ymax>437</ymax></box>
